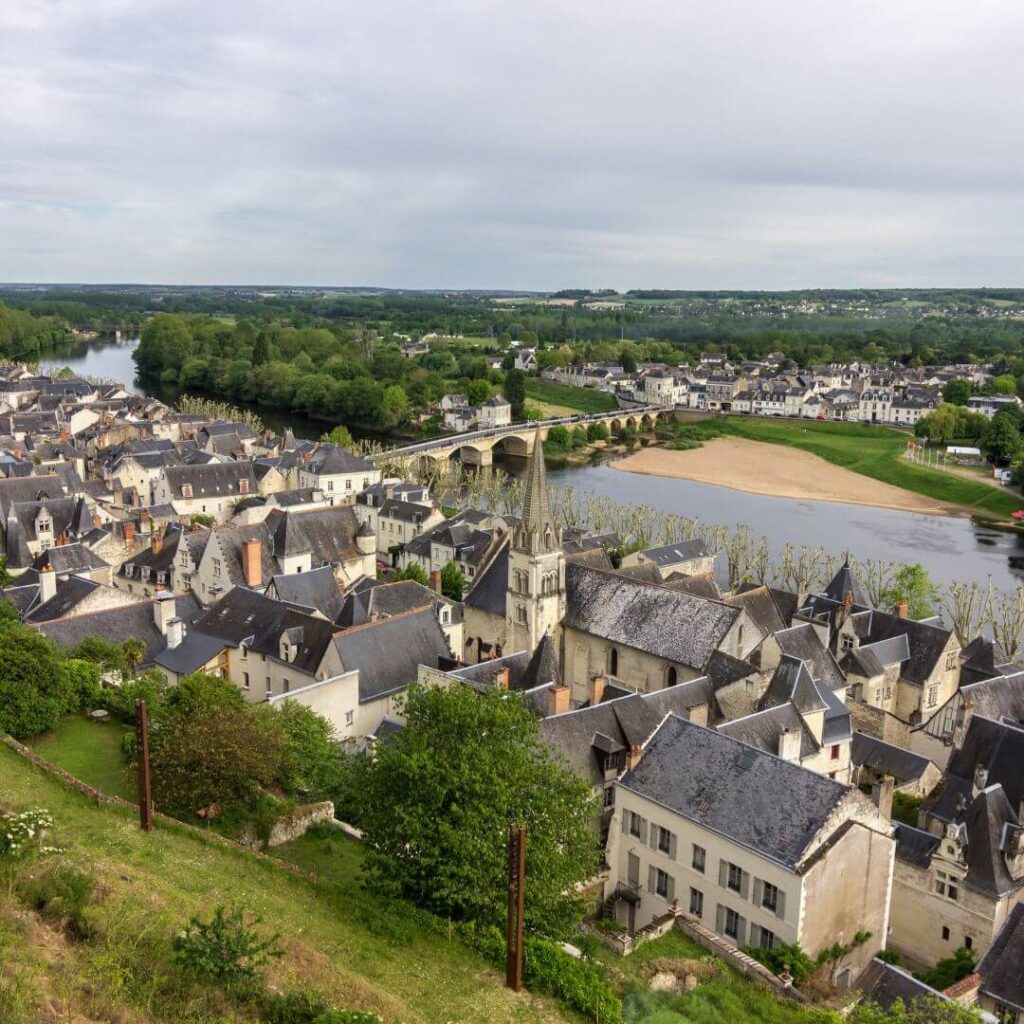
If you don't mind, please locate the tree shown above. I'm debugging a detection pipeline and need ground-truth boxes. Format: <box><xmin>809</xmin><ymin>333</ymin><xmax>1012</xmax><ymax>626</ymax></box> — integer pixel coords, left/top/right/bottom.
<box><xmin>503</xmin><ymin>369</ymin><xmax>527</xmax><ymax>416</ymax></box>
<box><xmin>619</xmin><ymin>347</ymin><xmax>637</xmax><ymax>374</ymax></box>
<box><xmin>880</xmin><ymin>564</ymin><xmax>940</xmax><ymax>619</ymax></box>
<box><xmin>982</xmin><ymin>411</ymin><xmax>1023</xmax><ymax>463</ymax></box>
<box><xmin>268</xmin><ymin>701</ymin><xmax>345</xmax><ymax>801</ymax></box>
<box><xmin>320</xmin><ymin>425</ymin><xmax>354</xmax><ymax>449</ymax></box>
<box><xmin>466</xmin><ymin>379</ymin><xmax>492</xmax><ymax>405</ymax></box>
<box><xmin>251</xmin><ymin>335</ymin><xmax>270</xmax><ymax>366</ymax></box>
<box><xmin>121</xmin><ymin>637</ymin><xmax>146</xmax><ymax>676</ymax></box>
<box><xmin>919</xmin><ymin>946</ymin><xmax>977</xmax><ymax>990</ymax></box>
<box><xmin>349</xmin><ymin>685</ymin><xmax>597</xmax><ymax>938</ymax></box>
<box><xmin>586</xmin><ymin>421</ymin><xmax>610</xmax><ymax>443</ymax></box>
<box><xmin>439</xmin><ymin>561</ymin><xmax>465</xmax><ymax>602</ymax></box>
<box><xmin>382</xmin><ymin>384</ymin><xmax>409</xmax><ymax>427</ymax></box>
<box><xmin>69</xmin><ymin>635</ymin><xmax>128</xmax><ymax>673</ymax></box>
<box><xmin>849</xmin><ymin>996</ymin><xmax>984</xmax><ymax>1023</ymax></box>
<box><xmin>0</xmin><ymin>621</ymin><xmax>73</xmax><ymax>738</ymax></box>
<box><xmin>990</xmin><ymin>374</ymin><xmax>1017</xmax><ymax>395</ymax></box>
<box><xmin>942</xmin><ymin>378</ymin><xmax>973</xmax><ymax>406</ymax></box>
<box><xmin>395</xmin><ymin>562</ymin><xmax>429</xmax><ymax>586</ymax></box>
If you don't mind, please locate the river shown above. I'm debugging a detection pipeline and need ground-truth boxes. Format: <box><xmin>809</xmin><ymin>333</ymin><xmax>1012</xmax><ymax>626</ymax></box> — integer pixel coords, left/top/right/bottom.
<box><xmin>47</xmin><ymin>336</ymin><xmax>1024</xmax><ymax>590</ymax></box>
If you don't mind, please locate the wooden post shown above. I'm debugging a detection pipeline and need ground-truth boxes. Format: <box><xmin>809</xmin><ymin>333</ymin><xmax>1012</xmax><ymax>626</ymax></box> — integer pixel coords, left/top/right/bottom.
<box><xmin>506</xmin><ymin>823</ymin><xmax>526</xmax><ymax>991</ymax></box>
<box><xmin>134</xmin><ymin>698</ymin><xmax>153</xmax><ymax>831</ymax></box>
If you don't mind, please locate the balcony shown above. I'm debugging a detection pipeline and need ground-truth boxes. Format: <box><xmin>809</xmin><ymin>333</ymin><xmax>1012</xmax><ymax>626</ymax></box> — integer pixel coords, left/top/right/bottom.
<box><xmin>614</xmin><ymin>880</ymin><xmax>642</xmax><ymax>904</ymax></box>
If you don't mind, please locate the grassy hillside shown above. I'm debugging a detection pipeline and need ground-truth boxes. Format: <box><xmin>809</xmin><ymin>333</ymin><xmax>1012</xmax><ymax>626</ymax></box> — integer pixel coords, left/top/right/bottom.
<box><xmin>0</xmin><ymin>743</ymin><xmax>575</xmax><ymax>1024</ymax></box>
<box><xmin>525</xmin><ymin>378</ymin><xmax>618</xmax><ymax>413</ymax></box>
<box><xmin>714</xmin><ymin>417</ymin><xmax>1024</xmax><ymax>519</ymax></box>
<box><xmin>28</xmin><ymin>715</ymin><xmax>134</xmax><ymax>801</ymax></box>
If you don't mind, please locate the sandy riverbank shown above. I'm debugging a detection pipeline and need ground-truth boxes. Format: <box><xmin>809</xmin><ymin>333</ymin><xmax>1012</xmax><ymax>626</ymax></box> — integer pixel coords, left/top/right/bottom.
<box><xmin>612</xmin><ymin>437</ymin><xmax>968</xmax><ymax>517</ymax></box>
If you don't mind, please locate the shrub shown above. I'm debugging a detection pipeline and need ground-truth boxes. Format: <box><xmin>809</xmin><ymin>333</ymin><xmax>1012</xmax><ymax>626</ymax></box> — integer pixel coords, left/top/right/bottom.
<box><xmin>919</xmin><ymin>946</ymin><xmax>976</xmax><ymax>990</ymax></box>
<box><xmin>743</xmin><ymin>941</ymin><xmax>817</xmax><ymax>984</ymax></box>
<box><xmin>586</xmin><ymin>422</ymin><xmax>609</xmax><ymax>443</ymax></box>
<box><xmin>19</xmin><ymin>862</ymin><xmax>95</xmax><ymax>939</ymax></box>
<box><xmin>0</xmin><ymin>808</ymin><xmax>58</xmax><ymax>862</ymax></box>
<box><xmin>876</xmin><ymin>948</ymin><xmax>901</xmax><ymax>965</ymax></box>
<box><xmin>891</xmin><ymin>791</ymin><xmax>923</xmax><ymax>827</ymax></box>
<box><xmin>172</xmin><ymin>904</ymin><xmax>282</xmax><ymax>990</ymax></box>
<box><xmin>313</xmin><ymin>1012</ymin><xmax>383</xmax><ymax>1024</ymax></box>
<box><xmin>261</xmin><ymin>988</ymin><xmax>331</xmax><ymax>1024</ymax></box>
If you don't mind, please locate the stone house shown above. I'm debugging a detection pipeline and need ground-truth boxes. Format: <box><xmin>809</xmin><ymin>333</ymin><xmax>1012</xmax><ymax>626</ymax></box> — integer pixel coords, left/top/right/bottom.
<box><xmin>296</xmin><ymin>445</ymin><xmax>380</xmax><ymax>506</ymax></box>
<box><xmin>476</xmin><ymin>395</ymin><xmax>512</xmax><ymax>429</ymax></box>
<box><xmin>976</xmin><ymin>903</ymin><xmax>1024</xmax><ymax>1023</ymax></box>
<box><xmin>619</xmin><ymin>539</ymin><xmax>714</xmax><ymax>578</ymax></box>
<box><xmin>152</xmin><ymin>462</ymin><xmax>259</xmax><ymax>523</ymax></box>
<box><xmin>888</xmin><ymin>716</ymin><xmax>1024</xmax><ymax>968</ymax></box>
<box><xmin>605</xmin><ymin>714</ymin><xmax>895</xmax><ymax>984</ymax></box>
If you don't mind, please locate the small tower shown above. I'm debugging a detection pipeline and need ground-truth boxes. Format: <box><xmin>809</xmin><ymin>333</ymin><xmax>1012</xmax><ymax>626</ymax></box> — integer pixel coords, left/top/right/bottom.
<box><xmin>506</xmin><ymin>426</ymin><xmax>565</xmax><ymax>654</ymax></box>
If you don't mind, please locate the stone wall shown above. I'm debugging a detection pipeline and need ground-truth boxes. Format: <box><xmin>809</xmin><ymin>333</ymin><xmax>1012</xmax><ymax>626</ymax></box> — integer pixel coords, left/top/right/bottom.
<box><xmin>238</xmin><ymin>801</ymin><xmax>337</xmax><ymax>850</ymax></box>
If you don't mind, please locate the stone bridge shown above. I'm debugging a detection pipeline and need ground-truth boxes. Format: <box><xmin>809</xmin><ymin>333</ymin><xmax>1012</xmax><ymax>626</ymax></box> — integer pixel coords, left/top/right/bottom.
<box><xmin>372</xmin><ymin>406</ymin><xmax>676</xmax><ymax>468</ymax></box>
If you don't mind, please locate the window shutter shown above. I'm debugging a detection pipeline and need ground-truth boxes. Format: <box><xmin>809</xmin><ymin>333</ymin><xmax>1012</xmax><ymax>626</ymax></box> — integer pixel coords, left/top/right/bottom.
<box><xmin>749</xmin><ymin>923</ymin><xmax>761</xmax><ymax>949</ymax></box>
<box><xmin>776</xmin><ymin>890</ymin><xmax>786</xmax><ymax>920</ymax></box>
<box><xmin>718</xmin><ymin>860</ymin><xmax>727</xmax><ymax>887</ymax></box>
<box><xmin>715</xmin><ymin>904</ymin><xmax>725</xmax><ymax>935</ymax></box>
<box><xmin>669</xmin><ymin>832</ymin><xmax>678</xmax><ymax>860</ymax></box>
<box><xmin>735</xmin><ymin>915</ymin><xmax>747</xmax><ymax>946</ymax></box>
<box><xmin>752</xmin><ymin>878</ymin><xmax>763</xmax><ymax>907</ymax></box>
<box><xmin>740</xmin><ymin>870</ymin><xmax>750</xmax><ymax>900</ymax></box>
<box><xmin>639</xmin><ymin>818</ymin><xmax>648</xmax><ymax>845</ymax></box>
<box><xmin>621</xmin><ymin>811</ymin><xmax>630</xmax><ymax>835</ymax></box>
<box><xmin>647</xmin><ymin>865</ymin><xmax>656</xmax><ymax>894</ymax></box>
<box><xmin>666</xmin><ymin>874</ymin><xmax>675</xmax><ymax>902</ymax></box>
<box><xmin>649</xmin><ymin>825</ymin><xmax>659</xmax><ymax>852</ymax></box>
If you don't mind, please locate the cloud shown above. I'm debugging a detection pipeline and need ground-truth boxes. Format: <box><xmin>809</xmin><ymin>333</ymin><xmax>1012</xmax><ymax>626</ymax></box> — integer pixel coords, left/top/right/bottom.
<box><xmin>2</xmin><ymin>0</ymin><xmax>1023</xmax><ymax>287</ymax></box>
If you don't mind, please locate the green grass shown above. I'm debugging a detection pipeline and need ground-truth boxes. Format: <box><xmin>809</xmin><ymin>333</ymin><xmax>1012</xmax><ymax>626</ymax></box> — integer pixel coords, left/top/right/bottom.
<box><xmin>600</xmin><ymin>932</ymin><xmax>837</xmax><ymax>1024</ymax></box>
<box><xmin>714</xmin><ymin>417</ymin><xmax>1024</xmax><ymax>519</ymax></box>
<box><xmin>28</xmin><ymin>714</ymin><xmax>134</xmax><ymax>801</ymax></box>
<box><xmin>0</xmin><ymin>743</ymin><xmax>574</xmax><ymax>1024</ymax></box>
<box><xmin>525</xmin><ymin>378</ymin><xmax>618</xmax><ymax>413</ymax></box>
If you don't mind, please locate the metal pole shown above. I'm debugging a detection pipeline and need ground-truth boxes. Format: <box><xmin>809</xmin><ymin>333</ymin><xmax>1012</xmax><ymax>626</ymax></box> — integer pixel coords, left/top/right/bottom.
<box><xmin>506</xmin><ymin>823</ymin><xmax>526</xmax><ymax>991</ymax></box>
<box><xmin>134</xmin><ymin>699</ymin><xmax>153</xmax><ymax>831</ymax></box>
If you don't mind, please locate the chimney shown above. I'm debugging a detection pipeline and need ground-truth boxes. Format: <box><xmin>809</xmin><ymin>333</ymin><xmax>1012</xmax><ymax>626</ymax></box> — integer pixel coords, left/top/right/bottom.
<box><xmin>243</xmin><ymin>537</ymin><xmax>262</xmax><ymax>588</ymax></box>
<box><xmin>778</xmin><ymin>726</ymin><xmax>801</xmax><ymax>763</ymax></box>
<box><xmin>165</xmin><ymin>618</ymin><xmax>184</xmax><ymax>649</ymax></box>
<box><xmin>495</xmin><ymin>666</ymin><xmax>510</xmax><ymax>690</ymax></box>
<box><xmin>430</xmin><ymin>569</ymin><xmax>442</xmax><ymax>594</ymax></box>
<box><xmin>151</xmin><ymin>530</ymin><xmax>162</xmax><ymax>555</ymax></box>
<box><xmin>871</xmin><ymin>774</ymin><xmax>895</xmax><ymax>820</ymax></box>
<box><xmin>894</xmin><ymin>598</ymin><xmax>909</xmax><ymax>619</ymax></box>
<box><xmin>973</xmin><ymin>763</ymin><xmax>989</xmax><ymax>799</ymax></box>
<box><xmin>626</xmin><ymin>743</ymin><xmax>643</xmax><ymax>771</ymax></box>
<box><xmin>123</xmin><ymin>522</ymin><xmax>136</xmax><ymax>543</ymax></box>
<box><xmin>589</xmin><ymin>674</ymin><xmax>607</xmax><ymax>707</ymax></box>
<box><xmin>547</xmin><ymin>684</ymin><xmax>570</xmax><ymax>717</ymax></box>
<box><xmin>92</xmin><ymin>515</ymin><xmax>103</xmax><ymax>529</ymax></box>
<box><xmin>39</xmin><ymin>564</ymin><xmax>57</xmax><ymax>604</ymax></box>
<box><xmin>153</xmin><ymin>592</ymin><xmax>176</xmax><ymax>635</ymax></box>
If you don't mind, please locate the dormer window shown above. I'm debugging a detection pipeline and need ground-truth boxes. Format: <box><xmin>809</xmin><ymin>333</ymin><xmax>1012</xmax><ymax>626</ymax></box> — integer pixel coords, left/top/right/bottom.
<box><xmin>239</xmin><ymin>478</ymin><xmax>250</xmax><ymax>494</ymax></box>
<box><xmin>140</xmin><ymin>567</ymin><xmax>150</xmax><ymax>581</ymax></box>
<box><xmin>124</xmin><ymin>565</ymin><xmax>134</xmax><ymax>578</ymax></box>
<box><xmin>182</xmin><ymin>484</ymin><xmax>193</xmax><ymax>498</ymax></box>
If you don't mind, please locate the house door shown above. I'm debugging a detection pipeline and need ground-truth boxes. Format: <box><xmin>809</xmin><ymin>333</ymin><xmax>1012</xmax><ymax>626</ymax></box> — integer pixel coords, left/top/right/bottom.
<box><xmin>627</xmin><ymin>852</ymin><xmax>640</xmax><ymax>886</ymax></box>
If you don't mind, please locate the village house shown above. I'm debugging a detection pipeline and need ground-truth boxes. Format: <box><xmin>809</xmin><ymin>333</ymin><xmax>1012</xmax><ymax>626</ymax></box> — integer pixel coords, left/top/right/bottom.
<box><xmin>605</xmin><ymin>714</ymin><xmax>894</xmax><ymax>984</ymax></box>
<box><xmin>152</xmin><ymin>462</ymin><xmax>259</xmax><ymax>523</ymax></box>
<box><xmin>296</xmin><ymin>444</ymin><xmax>381</xmax><ymax>505</ymax></box>
<box><xmin>888</xmin><ymin>716</ymin><xmax>1024</xmax><ymax>968</ymax></box>
<box><xmin>620</xmin><ymin>539</ymin><xmax>715</xmax><ymax>578</ymax></box>
<box><xmin>976</xmin><ymin>903</ymin><xmax>1024</xmax><ymax>1023</ymax></box>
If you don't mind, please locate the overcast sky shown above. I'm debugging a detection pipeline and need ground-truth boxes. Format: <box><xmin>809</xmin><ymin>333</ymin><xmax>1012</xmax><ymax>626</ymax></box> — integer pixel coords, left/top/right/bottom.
<box><xmin>3</xmin><ymin>0</ymin><xmax>1023</xmax><ymax>289</ymax></box>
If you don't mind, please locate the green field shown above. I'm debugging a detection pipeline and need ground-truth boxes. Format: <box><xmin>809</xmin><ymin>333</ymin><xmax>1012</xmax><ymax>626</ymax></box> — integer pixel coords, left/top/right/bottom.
<box><xmin>0</xmin><ymin>744</ymin><xmax>573</xmax><ymax>1024</ymax></box>
<box><xmin>714</xmin><ymin>417</ymin><xmax>1024</xmax><ymax>519</ymax></box>
<box><xmin>525</xmin><ymin>378</ymin><xmax>618</xmax><ymax>413</ymax></box>
<box><xmin>28</xmin><ymin>714</ymin><xmax>134</xmax><ymax>801</ymax></box>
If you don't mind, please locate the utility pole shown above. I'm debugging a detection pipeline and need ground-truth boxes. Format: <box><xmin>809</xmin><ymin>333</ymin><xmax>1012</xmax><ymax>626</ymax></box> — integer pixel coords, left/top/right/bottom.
<box><xmin>506</xmin><ymin>823</ymin><xmax>526</xmax><ymax>991</ymax></box>
<box><xmin>134</xmin><ymin>699</ymin><xmax>153</xmax><ymax>831</ymax></box>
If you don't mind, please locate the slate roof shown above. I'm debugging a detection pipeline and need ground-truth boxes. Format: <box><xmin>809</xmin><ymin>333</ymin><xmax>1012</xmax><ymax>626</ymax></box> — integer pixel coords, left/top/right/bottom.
<box><xmin>265</xmin><ymin>506</ymin><xmax>361</xmax><ymax>565</ymax></box>
<box><xmin>979</xmin><ymin>902</ymin><xmax>1024</xmax><ymax>1012</ymax></box>
<box><xmin>663</xmin><ymin>572</ymin><xmax>722</xmax><ymax>600</ymax></box>
<box><xmin>162</xmin><ymin>461</ymin><xmax>258</xmax><ymax>499</ymax></box>
<box><xmin>703</xmin><ymin>650</ymin><xmax>755</xmax><ymax>691</ymax></box>
<box><xmin>269</xmin><ymin>566</ymin><xmax>345</xmax><ymax>621</ymax></box>
<box><xmin>823</xmin><ymin>561</ymin><xmax>872</xmax><ymax>608</ymax></box>
<box><xmin>538</xmin><ymin>682</ymin><xmax>713</xmax><ymax>784</ymax></box>
<box><xmin>464</xmin><ymin>538</ymin><xmax>509</xmax><ymax>616</ymax></box>
<box><xmin>619</xmin><ymin>715</ymin><xmax>848</xmax><ymax>869</ymax></box>
<box><xmin>450</xmin><ymin>634</ymin><xmax>561</xmax><ymax>694</ymax></box>
<box><xmin>894</xmin><ymin>823</ymin><xmax>940</xmax><ymax>868</ymax></box>
<box><xmin>960</xmin><ymin>786</ymin><xmax>1023</xmax><ymax>897</ymax></box>
<box><xmin>32</xmin><ymin>543</ymin><xmax>109</xmax><ymax>576</ymax></box>
<box><xmin>845</xmin><ymin>634</ymin><xmax>910</xmax><ymax>678</ymax></box>
<box><xmin>957</xmin><ymin>672</ymin><xmax>1024</xmax><ymax>728</ymax></box>
<box><xmin>336</xmin><ymin>578</ymin><xmax>454</xmax><ymax>629</ymax></box>
<box><xmin>850</xmin><ymin>732</ymin><xmax>935</xmax><ymax>787</ymax></box>
<box><xmin>193</xmin><ymin>588</ymin><xmax>335</xmax><ymax>674</ymax></box>
<box><xmin>945</xmin><ymin>715</ymin><xmax>1024</xmax><ymax>816</ymax></box>
<box><xmin>153</xmin><ymin>631</ymin><xmax>229</xmax><ymax>675</ymax></box>
<box><xmin>37</xmin><ymin>593</ymin><xmax>202</xmax><ymax>664</ymax></box>
<box><xmin>332</xmin><ymin>607</ymin><xmax>451</xmax><ymax>704</ymax></box>
<box><xmin>852</xmin><ymin>609</ymin><xmax>953</xmax><ymax>686</ymax></box>
<box><xmin>726</xmin><ymin>585</ymin><xmax>787</xmax><ymax>634</ymax></box>
<box><xmin>855</xmin><ymin>958</ymin><xmax>950</xmax><ymax>1012</ymax></box>
<box><xmin>636</xmin><ymin>539</ymin><xmax>711</xmax><ymax>567</ymax></box>
<box><xmin>718</xmin><ymin>704</ymin><xmax>818</xmax><ymax>760</ymax></box>
<box><xmin>774</xmin><ymin>623</ymin><xmax>846</xmax><ymax>692</ymax></box>
<box><xmin>0</xmin><ymin>474</ymin><xmax>65</xmax><ymax>518</ymax></box>
<box><xmin>760</xmin><ymin>656</ymin><xmax>828</xmax><ymax>715</ymax></box>
<box><xmin>304</xmin><ymin>444</ymin><xmax>376</xmax><ymax>476</ymax></box>
<box><xmin>564</xmin><ymin>562</ymin><xmax>739</xmax><ymax>670</ymax></box>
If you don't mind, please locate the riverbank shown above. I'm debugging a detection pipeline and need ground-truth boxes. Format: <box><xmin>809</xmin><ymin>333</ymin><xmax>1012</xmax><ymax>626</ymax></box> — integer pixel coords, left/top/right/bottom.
<box><xmin>613</xmin><ymin>438</ymin><xmax>970</xmax><ymax>517</ymax></box>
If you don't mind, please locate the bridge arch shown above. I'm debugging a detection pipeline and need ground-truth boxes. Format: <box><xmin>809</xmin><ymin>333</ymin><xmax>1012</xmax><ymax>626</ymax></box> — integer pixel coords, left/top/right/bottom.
<box><xmin>492</xmin><ymin>433</ymin><xmax>532</xmax><ymax>459</ymax></box>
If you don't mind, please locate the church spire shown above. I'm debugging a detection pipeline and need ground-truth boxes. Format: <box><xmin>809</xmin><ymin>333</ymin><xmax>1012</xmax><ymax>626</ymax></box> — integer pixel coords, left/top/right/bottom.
<box><xmin>521</xmin><ymin>425</ymin><xmax>549</xmax><ymax>530</ymax></box>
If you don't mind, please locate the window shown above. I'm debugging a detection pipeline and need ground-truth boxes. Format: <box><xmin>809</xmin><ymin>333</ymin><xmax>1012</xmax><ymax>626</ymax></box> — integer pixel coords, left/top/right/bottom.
<box><xmin>927</xmin><ymin>685</ymin><xmax>939</xmax><ymax>708</ymax></box>
<box><xmin>727</xmin><ymin>863</ymin><xmax>743</xmax><ymax>893</ymax></box>
<box><xmin>841</xmin><ymin>635</ymin><xmax>854</xmax><ymax>652</ymax></box>
<box><xmin>608</xmin><ymin>648</ymin><xmax>618</xmax><ymax>675</ymax></box>
<box><xmin>689</xmin><ymin>888</ymin><xmax>703</xmax><ymax>917</ymax></box>
<box><xmin>344</xmin><ymin>710</ymin><xmax>354</xmax><ymax>727</ymax></box>
<box><xmin>242</xmin><ymin>672</ymin><xmax>250</xmax><ymax>689</ymax></box>
<box><xmin>602</xmin><ymin>753</ymin><xmax>620</xmax><ymax>773</ymax></box>
<box><xmin>655</xmin><ymin>869</ymin><xmax>670</xmax><ymax>898</ymax></box>
<box><xmin>945</xmin><ymin>652</ymin><xmax>957</xmax><ymax>671</ymax></box>
<box><xmin>692</xmin><ymin>845</ymin><xmax>706</xmax><ymax>873</ymax></box>
<box><xmin>942</xmin><ymin>926</ymin><xmax>950</xmax><ymax>941</ymax></box>
<box><xmin>516</xmin><ymin>604</ymin><xmax>527</xmax><ymax>625</ymax></box>
<box><xmin>964</xmin><ymin>935</ymin><xmax>972</xmax><ymax>951</ymax></box>
<box><xmin>629</xmin><ymin>812</ymin><xmax>643</xmax><ymax>838</ymax></box>
<box><xmin>830</xmin><ymin>745</ymin><xmax>840</xmax><ymax>761</ymax></box>
<box><xmin>761</xmin><ymin>881</ymin><xmax>779</xmax><ymax>913</ymax></box>
<box><xmin>935</xmin><ymin>871</ymin><xmax>959</xmax><ymax>901</ymax></box>
<box><xmin>657</xmin><ymin>826</ymin><xmax>673</xmax><ymax>855</ymax></box>
<box><xmin>666</xmin><ymin>666</ymin><xmax>678</xmax><ymax>687</ymax></box>
<box><xmin>757</xmin><ymin>927</ymin><xmax>776</xmax><ymax>951</ymax></box>
<box><xmin>603</xmin><ymin>787</ymin><xmax>614</xmax><ymax>809</ymax></box>
<box><xmin>724</xmin><ymin>908</ymin><xmax>740</xmax><ymax>940</ymax></box>
<box><xmin>282</xmin><ymin>679</ymin><xmax>290</xmax><ymax>693</ymax></box>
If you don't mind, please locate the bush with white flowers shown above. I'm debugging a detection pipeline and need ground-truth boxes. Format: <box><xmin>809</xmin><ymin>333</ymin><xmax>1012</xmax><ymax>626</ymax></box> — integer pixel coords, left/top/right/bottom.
<box><xmin>0</xmin><ymin>808</ymin><xmax>58</xmax><ymax>860</ymax></box>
